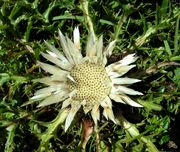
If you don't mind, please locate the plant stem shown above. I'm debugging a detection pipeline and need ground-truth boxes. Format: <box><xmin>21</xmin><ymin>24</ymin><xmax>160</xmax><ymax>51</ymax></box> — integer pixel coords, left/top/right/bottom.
<box><xmin>81</xmin><ymin>0</ymin><xmax>96</xmax><ymax>39</ymax></box>
<box><xmin>94</xmin><ymin>124</ymin><xmax>101</xmax><ymax>152</ymax></box>
<box><xmin>114</xmin><ymin>12</ymin><xmax>127</xmax><ymax>40</ymax></box>
<box><xmin>115</xmin><ymin>113</ymin><xmax>159</xmax><ymax>152</ymax></box>
<box><xmin>37</xmin><ymin>108</ymin><xmax>69</xmax><ymax>152</ymax></box>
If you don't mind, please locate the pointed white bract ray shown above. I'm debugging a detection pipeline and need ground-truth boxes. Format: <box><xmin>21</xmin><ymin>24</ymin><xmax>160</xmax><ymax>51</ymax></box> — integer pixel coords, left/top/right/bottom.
<box><xmin>109</xmin><ymin>94</ymin><xmax>126</xmax><ymax>104</ymax></box>
<box><xmin>83</xmin><ymin>105</ymin><xmax>92</xmax><ymax>114</ymax></box>
<box><xmin>100</xmin><ymin>96</ymin><xmax>116</xmax><ymax>123</ymax></box>
<box><xmin>101</xmin><ymin>100</ymin><xmax>115</xmax><ymax>123</ymax></box>
<box><xmin>68</xmin><ymin>90</ymin><xmax>77</xmax><ymax>98</ymax></box>
<box><xmin>73</xmin><ymin>27</ymin><xmax>80</xmax><ymax>49</ymax></box>
<box><xmin>34</xmin><ymin>86</ymin><xmax>59</xmax><ymax>96</ymax></box>
<box><xmin>86</xmin><ymin>32</ymin><xmax>97</xmax><ymax>57</ymax></box>
<box><xmin>61</xmin><ymin>98</ymin><xmax>71</xmax><ymax>109</ymax></box>
<box><xmin>58</xmin><ymin>30</ymin><xmax>74</xmax><ymax>64</ymax></box>
<box><xmin>64</xmin><ymin>102</ymin><xmax>81</xmax><ymax>132</ymax></box>
<box><xmin>112</xmin><ymin>85</ymin><xmax>143</xmax><ymax>95</ymax></box>
<box><xmin>46</xmin><ymin>51</ymin><xmax>58</xmax><ymax>58</ymax></box>
<box><xmin>102</xmin><ymin>56</ymin><xmax>108</xmax><ymax>66</ymax></box>
<box><xmin>37</xmin><ymin>61</ymin><xmax>70</xmax><ymax>75</ymax></box>
<box><xmin>104</xmin><ymin>40</ymin><xmax>116</xmax><ymax>57</ymax></box>
<box><xmin>80</xmin><ymin>100</ymin><xmax>86</xmax><ymax>106</ymax></box>
<box><xmin>89</xmin><ymin>56</ymin><xmax>98</xmax><ymax>64</ymax></box>
<box><xmin>118</xmin><ymin>53</ymin><xmax>138</xmax><ymax>65</ymax></box>
<box><xmin>117</xmin><ymin>94</ymin><xmax>143</xmax><ymax>107</ymax></box>
<box><xmin>105</xmin><ymin>71</ymin><xmax>121</xmax><ymax>79</ymax></box>
<box><xmin>102</xmin><ymin>108</ymin><xmax>108</xmax><ymax>120</ymax></box>
<box><xmin>111</xmin><ymin>77</ymin><xmax>141</xmax><ymax>85</ymax></box>
<box><xmin>44</xmin><ymin>40</ymin><xmax>69</xmax><ymax>63</ymax></box>
<box><xmin>104</xmin><ymin>107</ymin><xmax>116</xmax><ymax>123</ymax></box>
<box><xmin>31</xmin><ymin>93</ymin><xmax>51</xmax><ymax>101</ymax></box>
<box><xmin>41</xmin><ymin>52</ymin><xmax>72</xmax><ymax>71</ymax></box>
<box><xmin>104</xmin><ymin>96</ymin><xmax>112</xmax><ymax>107</ymax></box>
<box><xmin>66</xmin><ymin>36</ymin><xmax>82</xmax><ymax>64</ymax></box>
<box><xmin>37</xmin><ymin>91</ymin><xmax>68</xmax><ymax>107</ymax></box>
<box><xmin>102</xmin><ymin>40</ymin><xmax>116</xmax><ymax>66</ymax></box>
<box><xmin>67</xmin><ymin>74</ymin><xmax>76</xmax><ymax>83</ymax></box>
<box><xmin>35</xmin><ymin>76</ymin><xmax>67</xmax><ymax>86</ymax></box>
<box><xmin>106</xmin><ymin>64</ymin><xmax>136</xmax><ymax>77</ymax></box>
<box><xmin>96</xmin><ymin>35</ymin><xmax>103</xmax><ymax>62</ymax></box>
<box><xmin>91</xmin><ymin>104</ymin><xmax>100</xmax><ymax>125</ymax></box>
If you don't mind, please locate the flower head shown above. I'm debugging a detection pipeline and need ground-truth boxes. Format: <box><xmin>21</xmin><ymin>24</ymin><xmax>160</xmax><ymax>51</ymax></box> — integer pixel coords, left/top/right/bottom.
<box><xmin>31</xmin><ymin>27</ymin><xmax>143</xmax><ymax>131</ymax></box>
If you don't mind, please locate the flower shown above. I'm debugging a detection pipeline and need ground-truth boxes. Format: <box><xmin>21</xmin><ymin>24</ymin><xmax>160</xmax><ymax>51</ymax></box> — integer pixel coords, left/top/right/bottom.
<box><xmin>31</xmin><ymin>27</ymin><xmax>143</xmax><ymax>131</ymax></box>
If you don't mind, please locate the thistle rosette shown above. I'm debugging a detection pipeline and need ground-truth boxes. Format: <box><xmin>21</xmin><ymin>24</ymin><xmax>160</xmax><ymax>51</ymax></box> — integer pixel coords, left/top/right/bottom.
<box><xmin>31</xmin><ymin>27</ymin><xmax>143</xmax><ymax>131</ymax></box>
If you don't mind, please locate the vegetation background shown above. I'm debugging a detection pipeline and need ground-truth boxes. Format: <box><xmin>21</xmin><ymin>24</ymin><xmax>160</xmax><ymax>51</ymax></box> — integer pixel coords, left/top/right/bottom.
<box><xmin>0</xmin><ymin>0</ymin><xmax>179</xmax><ymax>151</ymax></box>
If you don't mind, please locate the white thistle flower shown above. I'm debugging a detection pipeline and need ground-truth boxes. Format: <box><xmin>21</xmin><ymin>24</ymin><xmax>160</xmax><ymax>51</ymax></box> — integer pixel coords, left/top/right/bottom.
<box><xmin>31</xmin><ymin>27</ymin><xmax>143</xmax><ymax>132</ymax></box>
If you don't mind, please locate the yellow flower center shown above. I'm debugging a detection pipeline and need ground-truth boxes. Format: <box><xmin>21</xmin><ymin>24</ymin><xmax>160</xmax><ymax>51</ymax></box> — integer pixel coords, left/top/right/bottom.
<box><xmin>67</xmin><ymin>62</ymin><xmax>111</xmax><ymax>106</ymax></box>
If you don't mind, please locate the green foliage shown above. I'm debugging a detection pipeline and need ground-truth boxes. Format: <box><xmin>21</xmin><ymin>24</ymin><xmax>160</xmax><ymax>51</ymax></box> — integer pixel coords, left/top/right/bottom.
<box><xmin>0</xmin><ymin>0</ymin><xmax>180</xmax><ymax>151</ymax></box>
